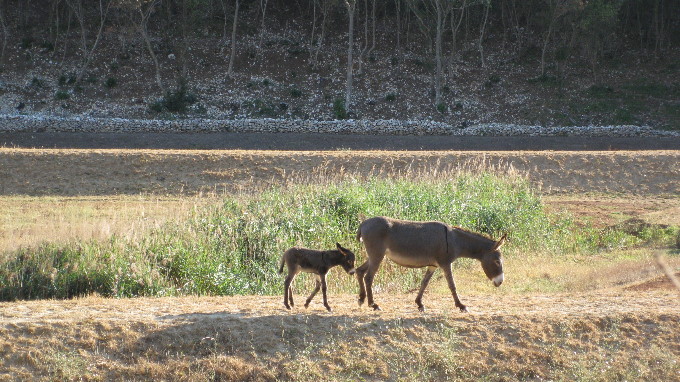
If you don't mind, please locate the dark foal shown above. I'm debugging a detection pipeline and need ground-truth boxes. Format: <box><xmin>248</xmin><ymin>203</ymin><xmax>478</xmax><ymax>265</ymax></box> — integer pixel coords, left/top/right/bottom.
<box><xmin>278</xmin><ymin>242</ymin><xmax>356</xmax><ymax>312</ymax></box>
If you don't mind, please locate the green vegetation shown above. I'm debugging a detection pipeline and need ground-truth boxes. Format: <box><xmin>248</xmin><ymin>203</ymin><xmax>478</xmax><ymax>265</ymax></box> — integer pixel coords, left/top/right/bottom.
<box><xmin>2</xmin><ymin>173</ymin><xmax>676</xmax><ymax>302</ymax></box>
<box><xmin>54</xmin><ymin>90</ymin><xmax>70</xmax><ymax>100</ymax></box>
<box><xmin>333</xmin><ymin>98</ymin><xmax>348</xmax><ymax>119</ymax></box>
<box><xmin>105</xmin><ymin>77</ymin><xmax>117</xmax><ymax>89</ymax></box>
<box><xmin>149</xmin><ymin>79</ymin><xmax>197</xmax><ymax>113</ymax></box>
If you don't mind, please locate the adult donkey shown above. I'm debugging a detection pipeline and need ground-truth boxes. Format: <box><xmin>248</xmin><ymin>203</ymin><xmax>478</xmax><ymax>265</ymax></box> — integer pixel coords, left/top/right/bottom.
<box><xmin>355</xmin><ymin>216</ymin><xmax>506</xmax><ymax>312</ymax></box>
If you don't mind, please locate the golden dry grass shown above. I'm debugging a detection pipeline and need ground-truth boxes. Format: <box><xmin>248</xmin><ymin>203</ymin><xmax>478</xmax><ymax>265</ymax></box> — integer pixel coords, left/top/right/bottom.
<box><xmin>1</xmin><ymin>291</ymin><xmax>678</xmax><ymax>381</ymax></box>
<box><xmin>0</xmin><ymin>195</ymin><xmax>220</xmax><ymax>255</ymax></box>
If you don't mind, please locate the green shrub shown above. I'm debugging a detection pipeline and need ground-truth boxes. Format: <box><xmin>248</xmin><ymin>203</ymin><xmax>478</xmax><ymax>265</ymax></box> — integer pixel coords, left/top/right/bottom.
<box><xmin>149</xmin><ymin>79</ymin><xmax>197</xmax><ymax>113</ymax></box>
<box><xmin>31</xmin><ymin>77</ymin><xmax>44</xmax><ymax>88</ymax></box>
<box><xmin>333</xmin><ymin>98</ymin><xmax>348</xmax><ymax>119</ymax></box>
<box><xmin>54</xmin><ymin>90</ymin><xmax>70</xmax><ymax>100</ymax></box>
<box><xmin>105</xmin><ymin>77</ymin><xmax>117</xmax><ymax>89</ymax></box>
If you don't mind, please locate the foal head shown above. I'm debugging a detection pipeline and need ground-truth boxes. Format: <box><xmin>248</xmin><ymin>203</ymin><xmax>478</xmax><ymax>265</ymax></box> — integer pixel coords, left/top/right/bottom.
<box><xmin>481</xmin><ymin>234</ymin><xmax>506</xmax><ymax>287</ymax></box>
<box><xmin>335</xmin><ymin>242</ymin><xmax>357</xmax><ymax>275</ymax></box>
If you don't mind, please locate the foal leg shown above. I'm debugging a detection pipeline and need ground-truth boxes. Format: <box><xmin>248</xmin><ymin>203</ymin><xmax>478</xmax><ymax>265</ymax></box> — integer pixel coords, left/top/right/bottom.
<box><xmin>415</xmin><ymin>266</ymin><xmax>437</xmax><ymax>312</ymax></box>
<box><xmin>305</xmin><ymin>275</ymin><xmax>321</xmax><ymax>308</ymax></box>
<box><xmin>441</xmin><ymin>263</ymin><xmax>468</xmax><ymax>312</ymax></box>
<box><xmin>355</xmin><ymin>261</ymin><xmax>369</xmax><ymax>306</ymax></box>
<box><xmin>320</xmin><ymin>273</ymin><xmax>332</xmax><ymax>312</ymax></box>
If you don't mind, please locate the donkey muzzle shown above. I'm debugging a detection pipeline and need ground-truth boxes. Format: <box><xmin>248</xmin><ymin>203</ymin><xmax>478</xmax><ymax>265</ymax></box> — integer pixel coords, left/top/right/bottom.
<box><xmin>492</xmin><ymin>273</ymin><xmax>504</xmax><ymax>287</ymax></box>
<box><xmin>348</xmin><ymin>268</ymin><xmax>356</xmax><ymax>275</ymax></box>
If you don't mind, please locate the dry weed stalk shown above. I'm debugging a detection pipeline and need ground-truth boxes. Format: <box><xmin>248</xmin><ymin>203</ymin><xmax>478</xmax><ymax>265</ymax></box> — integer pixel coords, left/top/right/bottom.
<box><xmin>654</xmin><ymin>253</ymin><xmax>680</xmax><ymax>292</ymax></box>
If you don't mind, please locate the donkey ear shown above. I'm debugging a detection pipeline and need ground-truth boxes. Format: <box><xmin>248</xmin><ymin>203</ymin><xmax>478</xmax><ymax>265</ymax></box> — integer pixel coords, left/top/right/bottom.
<box><xmin>493</xmin><ymin>234</ymin><xmax>508</xmax><ymax>251</ymax></box>
<box><xmin>336</xmin><ymin>242</ymin><xmax>348</xmax><ymax>256</ymax></box>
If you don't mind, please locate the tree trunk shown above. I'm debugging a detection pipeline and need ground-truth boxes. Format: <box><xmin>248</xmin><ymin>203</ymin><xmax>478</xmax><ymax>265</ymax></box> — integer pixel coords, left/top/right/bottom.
<box><xmin>434</xmin><ymin>0</ymin><xmax>444</xmax><ymax>105</ymax></box>
<box><xmin>366</xmin><ymin>0</ymin><xmax>376</xmax><ymax>58</ymax></box>
<box><xmin>75</xmin><ymin>0</ymin><xmax>111</xmax><ymax>83</ymax></box>
<box><xmin>137</xmin><ymin>3</ymin><xmax>163</xmax><ymax>91</ymax></box>
<box><xmin>310</xmin><ymin>0</ymin><xmax>317</xmax><ymax>57</ymax></box>
<box><xmin>540</xmin><ymin>12</ymin><xmax>556</xmax><ymax>77</ymax></box>
<box><xmin>312</xmin><ymin>0</ymin><xmax>329</xmax><ymax>66</ymax></box>
<box><xmin>60</xmin><ymin>9</ymin><xmax>72</xmax><ymax>66</ymax></box>
<box><xmin>258</xmin><ymin>0</ymin><xmax>268</xmax><ymax>49</ymax></box>
<box><xmin>478</xmin><ymin>1</ymin><xmax>490</xmax><ymax>68</ymax></box>
<box><xmin>344</xmin><ymin>0</ymin><xmax>356</xmax><ymax>113</ymax></box>
<box><xmin>227</xmin><ymin>0</ymin><xmax>239</xmax><ymax>76</ymax></box>
<box><xmin>395</xmin><ymin>0</ymin><xmax>401</xmax><ymax>53</ymax></box>
<box><xmin>449</xmin><ymin>0</ymin><xmax>466</xmax><ymax>74</ymax></box>
<box><xmin>65</xmin><ymin>0</ymin><xmax>87</xmax><ymax>56</ymax></box>
<box><xmin>0</xmin><ymin>0</ymin><xmax>7</xmax><ymax>69</ymax></box>
<box><xmin>219</xmin><ymin>0</ymin><xmax>228</xmax><ymax>49</ymax></box>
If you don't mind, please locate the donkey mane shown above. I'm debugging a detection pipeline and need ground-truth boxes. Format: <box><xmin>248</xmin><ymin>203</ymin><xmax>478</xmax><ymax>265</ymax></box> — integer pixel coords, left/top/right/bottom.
<box><xmin>452</xmin><ymin>226</ymin><xmax>496</xmax><ymax>244</ymax></box>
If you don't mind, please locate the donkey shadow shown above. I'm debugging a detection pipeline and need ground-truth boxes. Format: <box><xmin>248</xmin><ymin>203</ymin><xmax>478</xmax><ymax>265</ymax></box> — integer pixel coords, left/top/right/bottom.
<box><xmin>134</xmin><ymin>310</ymin><xmax>430</xmax><ymax>362</ymax></box>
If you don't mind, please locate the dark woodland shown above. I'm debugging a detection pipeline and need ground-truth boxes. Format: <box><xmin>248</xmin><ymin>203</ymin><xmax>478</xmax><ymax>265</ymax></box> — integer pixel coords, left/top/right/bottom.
<box><xmin>0</xmin><ymin>0</ymin><xmax>678</xmax><ymax>128</ymax></box>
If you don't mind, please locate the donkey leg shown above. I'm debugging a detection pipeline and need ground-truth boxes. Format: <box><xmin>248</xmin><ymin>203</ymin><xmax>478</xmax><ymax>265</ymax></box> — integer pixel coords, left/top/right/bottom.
<box><xmin>415</xmin><ymin>266</ymin><xmax>437</xmax><ymax>312</ymax></box>
<box><xmin>355</xmin><ymin>261</ymin><xmax>369</xmax><ymax>306</ymax></box>
<box><xmin>441</xmin><ymin>264</ymin><xmax>468</xmax><ymax>312</ymax></box>
<box><xmin>283</xmin><ymin>274</ymin><xmax>295</xmax><ymax>310</ymax></box>
<box><xmin>288</xmin><ymin>280</ymin><xmax>295</xmax><ymax>307</ymax></box>
<box><xmin>365</xmin><ymin>258</ymin><xmax>384</xmax><ymax>311</ymax></box>
<box><xmin>305</xmin><ymin>275</ymin><xmax>321</xmax><ymax>308</ymax></box>
<box><xmin>320</xmin><ymin>273</ymin><xmax>332</xmax><ymax>312</ymax></box>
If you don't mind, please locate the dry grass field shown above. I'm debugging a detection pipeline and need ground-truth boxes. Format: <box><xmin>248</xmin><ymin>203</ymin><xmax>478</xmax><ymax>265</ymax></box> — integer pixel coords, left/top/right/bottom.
<box><xmin>1</xmin><ymin>148</ymin><xmax>679</xmax><ymax>381</ymax></box>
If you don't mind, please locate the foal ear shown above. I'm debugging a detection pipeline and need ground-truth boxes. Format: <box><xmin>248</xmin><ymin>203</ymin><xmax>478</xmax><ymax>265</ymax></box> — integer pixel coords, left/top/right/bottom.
<box><xmin>493</xmin><ymin>233</ymin><xmax>508</xmax><ymax>251</ymax></box>
<box><xmin>336</xmin><ymin>242</ymin><xmax>346</xmax><ymax>255</ymax></box>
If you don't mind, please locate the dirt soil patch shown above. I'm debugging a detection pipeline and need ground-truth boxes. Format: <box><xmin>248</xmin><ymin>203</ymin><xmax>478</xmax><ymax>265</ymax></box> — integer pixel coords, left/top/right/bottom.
<box><xmin>1</xmin><ymin>149</ymin><xmax>678</xmax><ymax>196</ymax></box>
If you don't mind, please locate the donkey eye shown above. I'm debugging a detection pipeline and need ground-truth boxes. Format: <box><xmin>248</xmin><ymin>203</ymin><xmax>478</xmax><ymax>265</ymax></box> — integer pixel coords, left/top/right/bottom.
<box><xmin>495</xmin><ymin>261</ymin><xmax>501</xmax><ymax>267</ymax></box>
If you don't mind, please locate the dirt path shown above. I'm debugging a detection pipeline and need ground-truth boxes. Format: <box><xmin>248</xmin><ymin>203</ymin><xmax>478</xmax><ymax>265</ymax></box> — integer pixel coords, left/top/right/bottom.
<box><xmin>2</xmin><ymin>132</ymin><xmax>679</xmax><ymax>150</ymax></box>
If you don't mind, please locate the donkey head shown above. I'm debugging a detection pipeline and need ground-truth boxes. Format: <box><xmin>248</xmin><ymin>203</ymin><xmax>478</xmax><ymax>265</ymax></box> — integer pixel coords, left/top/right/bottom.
<box><xmin>481</xmin><ymin>234</ymin><xmax>506</xmax><ymax>287</ymax></box>
<box><xmin>336</xmin><ymin>242</ymin><xmax>357</xmax><ymax>275</ymax></box>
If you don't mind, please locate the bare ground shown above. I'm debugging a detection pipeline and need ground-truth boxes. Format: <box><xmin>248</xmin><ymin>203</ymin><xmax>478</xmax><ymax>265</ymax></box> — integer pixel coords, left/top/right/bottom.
<box><xmin>1</xmin><ymin>149</ymin><xmax>679</xmax><ymax>196</ymax></box>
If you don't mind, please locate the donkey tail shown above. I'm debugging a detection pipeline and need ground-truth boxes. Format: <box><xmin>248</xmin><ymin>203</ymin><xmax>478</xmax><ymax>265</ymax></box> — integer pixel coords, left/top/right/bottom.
<box><xmin>278</xmin><ymin>255</ymin><xmax>286</xmax><ymax>274</ymax></box>
<box><xmin>356</xmin><ymin>224</ymin><xmax>363</xmax><ymax>242</ymax></box>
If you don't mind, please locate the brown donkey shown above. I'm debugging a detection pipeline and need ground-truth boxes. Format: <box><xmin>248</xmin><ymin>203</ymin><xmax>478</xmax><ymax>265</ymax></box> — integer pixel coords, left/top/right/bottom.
<box><xmin>355</xmin><ymin>216</ymin><xmax>506</xmax><ymax>312</ymax></box>
<box><xmin>278</xmin><ymin>243</ymin><xmax>356</xmax><ymax>312</ymax></box>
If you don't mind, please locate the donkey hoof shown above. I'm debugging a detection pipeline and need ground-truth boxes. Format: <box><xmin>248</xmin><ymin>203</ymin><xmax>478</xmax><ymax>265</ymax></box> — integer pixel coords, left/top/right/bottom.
<box><xmin>370</xmin><ymin>304</ymin><xmax>381</xmax><ymax>311</ymax></box>
<box><xmin>304</xmin><ymin>303</ymin><xmax>310</xmax><ymax>309</ymax></box>
<box><xmin>458</xmin><ymin>305</ymin><xmax>468</xmax><ymax>313</ymax></box>
<box><xmin>418</xmin><ymin>305</ymin><xmax>425</xmax><ymax>312</ymax></box>
<box><xmin>325</xmin><ymin>306</ymin><xmax>332</xmax><ymax>312</ymax></box>
<box><xmin>358</xmin><ymin>298</ymin><xmax>365</xmax><ymax>306</ymax></box>
<box><xmin>285</xmin><ymin>305</ymin><xmax>291</xmax><ymax>310</ymax></box>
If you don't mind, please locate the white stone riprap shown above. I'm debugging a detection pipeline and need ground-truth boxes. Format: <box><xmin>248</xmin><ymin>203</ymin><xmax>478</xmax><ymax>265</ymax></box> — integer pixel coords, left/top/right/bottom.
<box><xmin>0</xmin><ymin>114</ymin><xmax>678</xmax><ymax>137</ymax></box>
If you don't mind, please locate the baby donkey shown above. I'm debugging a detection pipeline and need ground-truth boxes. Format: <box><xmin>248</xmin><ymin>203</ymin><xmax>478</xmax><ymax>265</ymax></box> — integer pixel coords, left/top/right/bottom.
<box><xmin>279</xmin><ymin>243</ymin><xmax>356</xmax><ymax>312</ymax></box>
